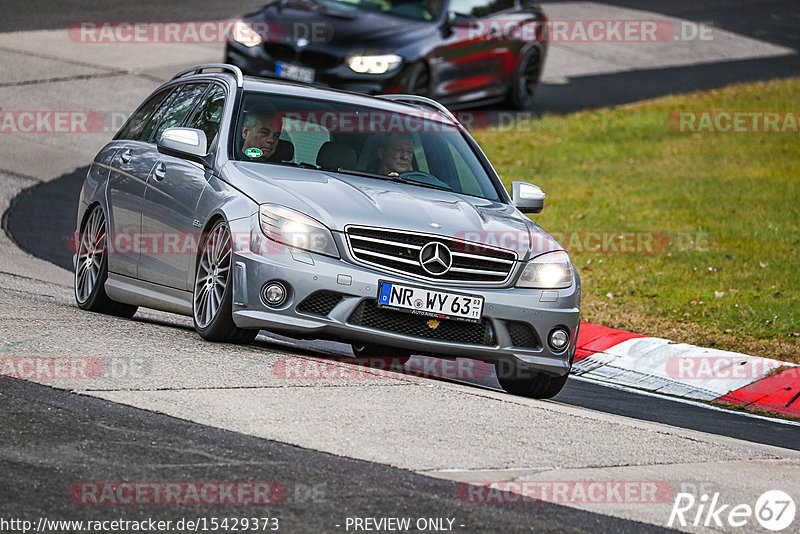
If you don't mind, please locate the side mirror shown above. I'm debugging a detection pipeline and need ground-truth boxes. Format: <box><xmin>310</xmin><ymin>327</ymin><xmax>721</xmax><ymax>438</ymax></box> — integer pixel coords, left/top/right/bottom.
<box><xmin>441</xmin><ymin>14</ymin><xmax>455</xmax><ymax>38</ymax></box>
<box><xmin>157</xmin><ymin>127</ymin><xmax>211</xmax><ymax>169</ymax></box>
<box><xmin>442</xmin><ymin>12</ymin><xmax>472</xmax><ymax>38</ymax></box>
<box><xmin>511</xmin><ymin>181</ymin><xmax>545</xmax><ymax>213</ymax></box>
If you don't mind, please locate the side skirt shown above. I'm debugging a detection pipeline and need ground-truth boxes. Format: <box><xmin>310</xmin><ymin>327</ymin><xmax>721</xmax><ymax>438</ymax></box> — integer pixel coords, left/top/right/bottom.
<box><xmin>105</xmin><ymin>272</ymin><xmax>193</xmax><ymax>316</ymax></box>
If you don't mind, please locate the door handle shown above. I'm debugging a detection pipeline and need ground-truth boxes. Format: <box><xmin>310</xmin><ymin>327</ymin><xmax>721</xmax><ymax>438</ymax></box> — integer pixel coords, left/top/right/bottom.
<box><xmin>153</xmin><ymin>162</ymin><xmax>166</xmax><ymax>181</ymax></box>
<box><xmin>120</xmin><ymin>149</ymin><xmax>132</xmax><ymax>164</ymax></box>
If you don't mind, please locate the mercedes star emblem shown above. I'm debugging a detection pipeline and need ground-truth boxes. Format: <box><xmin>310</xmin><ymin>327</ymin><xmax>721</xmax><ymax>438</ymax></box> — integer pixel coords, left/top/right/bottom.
<box><xmin>419</xmin><ymin>242</ymin><xmax>453</xmax><ymax>276</ymax></box>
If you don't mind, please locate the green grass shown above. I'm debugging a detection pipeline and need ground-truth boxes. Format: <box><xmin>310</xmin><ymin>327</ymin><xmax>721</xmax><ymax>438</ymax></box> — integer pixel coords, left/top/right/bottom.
<box><xmin>473</xmin><ymin>78</ymin><xmax>800</xmax><ymax>361</ymax></box>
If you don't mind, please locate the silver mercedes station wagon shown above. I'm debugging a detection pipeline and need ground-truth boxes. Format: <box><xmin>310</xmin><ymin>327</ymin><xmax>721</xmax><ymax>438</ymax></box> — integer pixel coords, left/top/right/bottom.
<box><xmin>74</xmin><ymin>64</ymin><xmax>580</xmax><ymax>398</ymax></box>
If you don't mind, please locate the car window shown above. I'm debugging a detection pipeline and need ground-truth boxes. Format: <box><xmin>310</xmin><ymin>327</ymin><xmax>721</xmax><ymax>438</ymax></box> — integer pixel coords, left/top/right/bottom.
<box><xmin>282</xmin><ymin>120</ymin><xmax>330</xmax><ymax>165</ymax></box>
<box><xmin>233</xmin><ymin>92</ymin><xmax>501</xmax><ymax>202</ymax></box>
<box><xmin>449</xmin><ymin>0</ymin><xmax>514</xmax><ymax>18</ymax></box>
<box><xmin>446</xmin><ymin>141</ymin><xmax>483</xmax><ymax>196</ymax></box>
<box><xmin>140</xmin><ymin>83</ymin><xmax>208</xmax><ymax>144</ymax></box>
<box><xmin>116</xmin><ymin>88</ymin><xmax>173</xmax><ymax>141</ymax></box>
<box><xmin>406</xmin><ymin>132</ymin><xmax>498</xmax><ymax>198</ymax></box>
<box><xmin>318</xmin><ymin>0</ymin><xmax>442</xmax><ymax>21</ymax></box>
<box><xmin>185</xmin><ymin>84</ymin><xmax>226</xmax><ymax>152</ymax></box>
<box><xmin>413</xmin><ymin>136</ymin><xmax>429</xmax><ymax>173</ymax></box>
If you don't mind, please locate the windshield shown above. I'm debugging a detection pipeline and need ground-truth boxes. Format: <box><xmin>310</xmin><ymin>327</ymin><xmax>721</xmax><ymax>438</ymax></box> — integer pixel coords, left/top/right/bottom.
<box><xmin>317</xmin><ymin>0</ymin><xmax>443</xmax><ymax>21</ymax></box>
<box><xmin>232</xmin><ymin>92</ymin><xmax>502</xmax><ymax>201</ymax></box>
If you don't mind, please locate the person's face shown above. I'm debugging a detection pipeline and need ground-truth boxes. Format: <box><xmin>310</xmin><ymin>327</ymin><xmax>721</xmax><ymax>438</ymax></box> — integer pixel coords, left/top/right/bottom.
<box><xmin>378</xmin><ymin>136</ymin><xmax>414</xmax><ymax>174</ymax></box>
<box><xmin>242</xmin><ymin>115</ymin><xmax>281</xmax><ymax>160</ymax></box>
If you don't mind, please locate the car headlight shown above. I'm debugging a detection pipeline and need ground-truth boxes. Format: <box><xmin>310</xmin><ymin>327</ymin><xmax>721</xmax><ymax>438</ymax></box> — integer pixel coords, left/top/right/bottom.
<box><xmin>517</xmin><ymin>251</ymin><xmax>573</xmax><ymax>289</ymax></box>
<box><xmin>259</xmin><ymin>204</ymin><xmax>339</xmax><ymax>258</ymax></box>
<box><xmin>230</xmin><ymin>20</ymin><xmax>264</xmax><ymax>47</ymax></box>
<box><xmin>347</xmin><ymin>54</ymin><xmax>402</xmax><ymax>74</ymax></box>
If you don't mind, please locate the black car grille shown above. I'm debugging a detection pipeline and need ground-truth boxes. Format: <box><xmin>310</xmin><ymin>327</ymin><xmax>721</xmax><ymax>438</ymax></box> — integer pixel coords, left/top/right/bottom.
<box><xmin>506</xmin><ymin>321</ymin><xmax>540</xmax><ymax>349</ymax></box>
<box><xmin>264</xmin><ymin>43</ymin><xmax>295</xmax><ymax>62</ymax></box>
<box><xmin>297</xmin><ymin>291</ymin><xmax>344</xmax><ymax>316</ymax></box>
<box><xmin>348</xmin><ymin>300</ymin><xmax>496</xmax><ymax>346</ymax></box>
<box><xmin>263</xmin><ymin>44</ymin><xmax>340</xmax><ymax>70</ymax></box>
<box><xmin>346</xmin><ymin>226</ymin><xmax>516</xmax><ymax>284</ymax></box>
<box><xmin>299</xmin><ymin>50</ymin><xmax>340</xmax><ymax>69</ymax></box>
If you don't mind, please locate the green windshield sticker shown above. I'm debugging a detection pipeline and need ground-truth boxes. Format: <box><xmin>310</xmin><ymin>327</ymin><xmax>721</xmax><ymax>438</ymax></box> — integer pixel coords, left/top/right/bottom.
<box><xmin>245</xmin><ymin>147</ymin><xmax>263</xmax><ymax>158</ymax></box>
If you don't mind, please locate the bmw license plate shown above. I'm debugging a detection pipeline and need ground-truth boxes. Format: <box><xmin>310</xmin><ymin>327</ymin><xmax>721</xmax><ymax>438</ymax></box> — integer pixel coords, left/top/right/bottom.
<box><xmin>377</xmin><ymin>281</ymin><xmax>484</xmax><ymax>323</ymax></box>
<box><xmin>275</xmin><ymin>61</ymin><xmax>315</xmax><ymax>83</ymax></box>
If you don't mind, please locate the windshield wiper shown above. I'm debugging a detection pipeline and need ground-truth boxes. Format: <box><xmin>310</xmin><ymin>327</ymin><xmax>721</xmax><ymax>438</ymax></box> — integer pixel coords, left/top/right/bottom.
<box><xmin>335</xmin><ymin>168</ymin><xmax>453</xmax><ymax>191</ymax></box>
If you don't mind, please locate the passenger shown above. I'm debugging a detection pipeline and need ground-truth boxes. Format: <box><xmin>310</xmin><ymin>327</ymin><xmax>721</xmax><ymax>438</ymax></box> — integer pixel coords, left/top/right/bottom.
<box><xmin>241</xmin><ymin>105</ymin><xmax>282</xmax><ymax>162</ymax></box>
<box><xmin>376</xmin><ymin>133</ymin><xmax>414</xmax><ymax>175</ymax></box>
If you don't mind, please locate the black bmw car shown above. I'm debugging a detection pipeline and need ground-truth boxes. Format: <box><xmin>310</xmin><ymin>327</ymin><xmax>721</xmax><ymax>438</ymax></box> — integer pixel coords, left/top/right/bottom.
<box><xmin>225</xmin><ymin>0</ymin><xmax>547</xmax><ymax>109</ymax></box>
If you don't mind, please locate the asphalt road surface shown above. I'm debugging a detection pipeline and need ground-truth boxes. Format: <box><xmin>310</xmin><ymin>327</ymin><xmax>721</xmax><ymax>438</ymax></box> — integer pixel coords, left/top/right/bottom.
<box><xmin>5</xmin><ymin>167</ymin><xmax>800</xmax><ymax>453</ymax></box>
<box><xmin>2</xmin><ymin>378</ymin><xmax>670</xmax><ymax>533</ymax></box>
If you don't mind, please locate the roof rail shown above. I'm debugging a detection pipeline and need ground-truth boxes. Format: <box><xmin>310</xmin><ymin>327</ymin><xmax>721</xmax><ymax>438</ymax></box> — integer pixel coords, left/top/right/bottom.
<box><xmin>171</xmin><ymin>64</ymin><xmax>244</xmax><ymax>88</ymax></box>
<box><xmin>376</xmin><ymin>94</ymin><xmax>459</xmax><ymax>124</ymax></box>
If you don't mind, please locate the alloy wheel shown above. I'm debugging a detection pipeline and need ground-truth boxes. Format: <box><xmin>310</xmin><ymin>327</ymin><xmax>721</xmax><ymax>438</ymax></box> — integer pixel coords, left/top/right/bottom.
<box><xmin>517</xmin><ymin>50</ymin><xmax>541</xmax><ymax>105</ymax></box>
<box><xmin>193</xmin><ymin>221</ymin><xmax>232</xmax><ymax>329</ymax></box>
<box><xmin>75</xmin><ymin>206</ymin><xmax>106</xmax><ymax>304</ymax></box>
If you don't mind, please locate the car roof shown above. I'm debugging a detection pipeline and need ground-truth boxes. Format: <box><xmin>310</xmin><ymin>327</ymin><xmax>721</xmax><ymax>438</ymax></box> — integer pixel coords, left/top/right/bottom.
<box><xmin>173</xmin><ymin>70</ymin><xmax>457</xmax><ymax>124</ymax></box>
<box><xmin>248</xmin><ymin>76</ymin><xmax>460</xmax><ymax>124</ymax></box>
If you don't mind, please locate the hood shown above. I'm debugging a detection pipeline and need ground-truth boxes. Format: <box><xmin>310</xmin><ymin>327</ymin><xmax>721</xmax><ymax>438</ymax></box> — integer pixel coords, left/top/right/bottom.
<box><xmin>226</xmin><ymin>162</ymin><xmax>563</xmax><ymax>259</ymax></box>
<box><xmin>247</xmin><ymin>0</ymin><xmax>435</xmax><ymax>52</ymax></box>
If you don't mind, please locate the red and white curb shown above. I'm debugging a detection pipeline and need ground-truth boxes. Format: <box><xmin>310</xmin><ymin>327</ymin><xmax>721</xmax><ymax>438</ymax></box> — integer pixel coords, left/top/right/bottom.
<box><xmin>573</xmin><ymin>322</ymin><xmax>800</xmax><ymax>419</ymax></box>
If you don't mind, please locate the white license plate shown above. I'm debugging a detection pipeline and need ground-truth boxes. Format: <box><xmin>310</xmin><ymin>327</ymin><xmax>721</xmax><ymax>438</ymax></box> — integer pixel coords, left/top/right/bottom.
<box><xmin>377</xmin><ymin>281</ymin><xmax>484</xmax><ymax>323</ymax></box>
<box><xmin>276</xmin><ymin>62</ymin><xmax>314</xmax><ymax>83</ymax></box>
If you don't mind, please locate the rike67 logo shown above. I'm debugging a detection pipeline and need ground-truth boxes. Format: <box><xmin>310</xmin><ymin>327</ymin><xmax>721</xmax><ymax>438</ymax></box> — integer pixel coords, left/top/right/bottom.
<box><xmin>669</xmin><ymin>490</ymin><xmax>795</xmax><ymax>531</ymax></box>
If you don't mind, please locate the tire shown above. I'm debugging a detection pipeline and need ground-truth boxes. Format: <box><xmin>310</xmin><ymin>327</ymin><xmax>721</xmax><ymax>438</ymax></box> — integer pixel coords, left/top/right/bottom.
<box><xmin>495</xmin><ymin>360</ymin><xmax>569</xmax><ymax>399</ymax></box>
<box><xmin>506</xmin><ymin>47</ymin><xmax>542</xmax><ymax>110</ymax></box>
<box><xmin>350</xmin><ymin>342</ymin><xmax>411</xmax><ymax>368</ymax></box>
<box><xmin>74</xmin><ymin>205</ymin><xmax>138</xmax><ymax>318</ymax></box>
<box><xmin>402</xmin><ymin>62</ymin><xmax>431</xmax><ymax>96</ymax></box>
<box><xmin>192</xmin><ymin>219</ymin><xmax>258</xmax><ymax>344</ymax></box>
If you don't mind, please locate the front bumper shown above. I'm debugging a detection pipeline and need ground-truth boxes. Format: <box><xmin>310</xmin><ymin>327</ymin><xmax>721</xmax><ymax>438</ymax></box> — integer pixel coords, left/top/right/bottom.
<box><xmin>225</xmin><ymin>42</ymin><xmax>404</xmax><ymax>94</ymax></box>
<box><xmin>229</xmin><ymin>216</ymin><xmax>580</xmax><ymax>377</ymax></box>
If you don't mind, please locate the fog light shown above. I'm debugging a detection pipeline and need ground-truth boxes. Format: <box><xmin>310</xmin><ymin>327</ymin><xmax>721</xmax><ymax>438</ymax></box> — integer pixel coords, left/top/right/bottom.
<box><xmin>548</xmin><ymin>329</ymin><xmax>569</xmax><ymax>352</ymax></box>
<box><xmin>261</xmin><ymin>281</ymin><xmax>287</xmax><ymax>307</ymax></box>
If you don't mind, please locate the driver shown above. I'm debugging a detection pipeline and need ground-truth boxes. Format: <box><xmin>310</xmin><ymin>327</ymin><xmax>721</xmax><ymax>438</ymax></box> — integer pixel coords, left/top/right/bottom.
<box><xmin>377</xmin><ymin>133</ymin><xmax>414</xmax><ymax>175</ymax></box>
<box><xmin>241</xmin><ymin>105</ymin><xmax>282</xmax><ymax>162</ymax></box>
